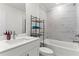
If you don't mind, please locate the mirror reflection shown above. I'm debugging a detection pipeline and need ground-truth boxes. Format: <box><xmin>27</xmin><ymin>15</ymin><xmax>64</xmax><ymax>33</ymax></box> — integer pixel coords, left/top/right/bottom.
<box><xmin>0</xmin><ymin>3</ymin><xmax>26</xmax><ymax>36</ymax></box>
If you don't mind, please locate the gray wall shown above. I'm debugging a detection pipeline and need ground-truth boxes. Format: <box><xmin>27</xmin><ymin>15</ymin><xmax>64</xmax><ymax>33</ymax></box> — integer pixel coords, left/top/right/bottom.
<box><xmin>47</xmin><ymin>4</ymin><xmax>77</xmax><ymax>42</ymax></box>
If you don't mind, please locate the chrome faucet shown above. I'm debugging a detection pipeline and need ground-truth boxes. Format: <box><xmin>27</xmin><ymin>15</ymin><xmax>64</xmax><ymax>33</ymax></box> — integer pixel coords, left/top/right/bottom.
<box><xmin>73</xmin><ymin>34</ymin><xmax>79</xmax><ymax>43</ymax></box>
<box><xmin>73</xmin><ymin>40</ymin><xmax>79</xmax><ymax>43</ymax></box>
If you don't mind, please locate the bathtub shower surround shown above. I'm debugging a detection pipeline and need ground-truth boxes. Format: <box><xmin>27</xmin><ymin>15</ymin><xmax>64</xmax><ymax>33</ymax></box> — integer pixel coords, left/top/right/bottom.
<box><xmin>47</xmin><ymin>3</ymin><xmax>77</xmax><ymax>42</ymax></box>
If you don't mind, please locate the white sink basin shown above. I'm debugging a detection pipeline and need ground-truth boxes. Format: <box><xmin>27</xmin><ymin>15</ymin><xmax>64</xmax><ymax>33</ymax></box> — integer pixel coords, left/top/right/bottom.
<box><xmin>4</xmin><ymin>36</ymin><xmax>33</xmax><ymax>44</ymax></box>
<box><xmin>5</xmin><ymin>38</ymin><xmax>26</xmax><ymax>44</ymax></box>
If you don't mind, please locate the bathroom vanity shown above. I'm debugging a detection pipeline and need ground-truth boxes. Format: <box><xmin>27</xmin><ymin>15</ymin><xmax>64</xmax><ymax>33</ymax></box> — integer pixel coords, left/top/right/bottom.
<box><xmin>0</xmin><ymin>36</ymin><xmax>40</xmax><ymax>56</ymax></box>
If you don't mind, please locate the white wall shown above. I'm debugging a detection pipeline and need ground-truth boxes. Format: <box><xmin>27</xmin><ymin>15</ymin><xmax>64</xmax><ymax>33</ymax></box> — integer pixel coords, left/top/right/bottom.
<box><xmin>0</xmin><ymin>4</ymin><xmax>7</xmax><ymax>36</ymax></box>
<box><xmin>26</xmin><ymin>3</ymin><xmax>48</xmax><ymax>38</ymax></box>
<box><xmin>76</xmin><ymin>4</ymin><xmax>79</xmax><ymax>41</ymax></box>
<box><xmin>0</xmin><ymin>4</ymin><xmax>25</xmax><ymax>35</ymax></box>
<box><xmin>26</xmin><ymin>3</ymin><xmax>39</xmax><ymax>36</ymax></box>
<box><xmin>76</xmin><ymin>4</ymin><xmax>79</xmax><ymax>34</ymax></box>
<box><xmin>39</xmin><ymin>5</ymin><xmax>48</xmax><ymax>39</ymax></box>
<box><xmin>47</xmin><ymin>4</ymin><xmax>76</xmax><ymax>42</ymax></box>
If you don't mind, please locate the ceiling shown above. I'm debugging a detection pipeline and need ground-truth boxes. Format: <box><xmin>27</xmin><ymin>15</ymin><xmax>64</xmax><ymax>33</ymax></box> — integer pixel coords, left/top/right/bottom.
<box><xmin>5</xmin><ymin>3</ymin><xmax>64</xmax><ymax>12</ymax></box>
<box><xmin>5</xmin><ymin>3</ymin><xmax>57</xmax><ymax>12</ymax></box>
<box><xmin>39</xmin><ymin>3</ymin><xmax>67</xmax><ymax>12</ymax></box>
<box><xmin>39</xmin><ymin>3</ymin><xmax>56</xmax><ymax>11</ymax></box>
<box><xmin>5</xmin><ymin>3</ymin><xmax>26</xmax><ymax>11</ymax></box>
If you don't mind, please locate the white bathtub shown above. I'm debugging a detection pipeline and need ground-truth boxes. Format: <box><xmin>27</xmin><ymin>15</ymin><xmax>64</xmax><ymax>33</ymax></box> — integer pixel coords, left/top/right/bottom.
<box><xmin>43</xmin><ymin>39</ymin><xmax>79</xmax><ymax>56</ymax></box>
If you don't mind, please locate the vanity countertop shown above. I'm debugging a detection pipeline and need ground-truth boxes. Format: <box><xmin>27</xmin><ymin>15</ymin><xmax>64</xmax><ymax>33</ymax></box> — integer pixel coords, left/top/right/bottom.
<box><xmin>0</xmin><ymin>35</ymin><xmax>39</xmax><ymax>53</ymax></box>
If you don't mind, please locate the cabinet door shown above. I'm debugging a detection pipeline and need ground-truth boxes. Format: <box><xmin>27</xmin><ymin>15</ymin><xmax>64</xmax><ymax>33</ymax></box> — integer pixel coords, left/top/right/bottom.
<box><xmin>0</xmin><ymin>39</ymin><xmax>40</xmax><ymax>56</ymax></box>
<box><xmin>28</xmin><ymin>46</ymin><xmax>39</xmax><ymax>56</ymax></box>
<box><xmin>0</xmin><ymin>45</ymin><xmax>26</xmax><ymax>56</ymax></box>
<box><xmin>16</xmin><ymin>50</ymin><xmax>26</xmax><ymax>56</ymax></box>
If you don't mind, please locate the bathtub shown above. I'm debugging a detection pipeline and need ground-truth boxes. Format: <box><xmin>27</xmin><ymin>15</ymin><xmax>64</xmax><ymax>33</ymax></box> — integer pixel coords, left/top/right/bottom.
<box><xmin>41</xmin><ymin>39</ymin><xmax>79</xmax><ymax>56</ymax></box>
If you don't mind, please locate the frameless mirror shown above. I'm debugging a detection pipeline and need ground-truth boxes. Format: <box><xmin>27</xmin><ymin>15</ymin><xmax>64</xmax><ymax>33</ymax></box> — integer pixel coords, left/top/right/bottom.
<box><xmin>0</xmin><ymin>3</ymin><xmax>26</xmax><ymax>36</ymax></box>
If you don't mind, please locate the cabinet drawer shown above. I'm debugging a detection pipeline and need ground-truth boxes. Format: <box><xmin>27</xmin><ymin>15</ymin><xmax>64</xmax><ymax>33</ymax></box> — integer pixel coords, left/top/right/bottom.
<box><xmin>28</xmin><ymin>46</ymin><xmax>39</xmax><ymax>56</ymax></box>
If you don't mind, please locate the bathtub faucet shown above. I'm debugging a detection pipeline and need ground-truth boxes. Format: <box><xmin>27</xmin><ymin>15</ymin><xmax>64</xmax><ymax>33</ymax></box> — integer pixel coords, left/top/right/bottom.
<box><xmin>73</xmin><ymin>40</ymin><xmax>79</xmax><ymax>43</ymax></box>
<box><xmin>75</xmin><ymin>34</ymin><xmax>79</xmax><ymax>37</ymax></box>
<box><xmin>73</xmin><ymin>34</ymin><xmax>79</xmax><ymax>43</ymax></box>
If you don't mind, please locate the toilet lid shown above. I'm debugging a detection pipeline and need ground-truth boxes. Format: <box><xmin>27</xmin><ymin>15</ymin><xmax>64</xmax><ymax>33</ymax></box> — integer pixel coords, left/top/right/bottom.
<box><xmin>40</xmin><ymin>47</ymin><xmax>53</xmax><ymax>54</ymax></box>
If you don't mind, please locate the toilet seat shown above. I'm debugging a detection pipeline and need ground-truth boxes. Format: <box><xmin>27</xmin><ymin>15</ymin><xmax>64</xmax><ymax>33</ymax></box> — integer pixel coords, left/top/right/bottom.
<box><xmin>40</xmin><ymin>47</ymin><xmax>54</xmax><ymax>56</ymax></box>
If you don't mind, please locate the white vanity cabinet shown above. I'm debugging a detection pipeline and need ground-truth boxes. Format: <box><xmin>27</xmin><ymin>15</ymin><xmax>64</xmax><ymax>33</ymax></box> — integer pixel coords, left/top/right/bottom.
<box><xmin>0</xmin><ymin>39</ymin><xmax>40</xmax><ymax>56</ymax></box>
<box><xmin>27</xmin><ymin>46</ymin><xmax>39</xmax><ymax>56</ymax></box>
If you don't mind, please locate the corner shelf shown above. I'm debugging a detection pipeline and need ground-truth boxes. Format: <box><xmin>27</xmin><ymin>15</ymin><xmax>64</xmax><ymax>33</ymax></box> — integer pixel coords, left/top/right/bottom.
<box><xmin>31</xmin><ymin>33</ymin><xmax>42</xmax><ymax>37</ymax></box>
<box><xmin>30</xmin><ymin>15</ymin><xmax>45</xmax><ymax>47</ymax></box>
<box><xmin>32</xmin><ymin>20</ymin><xmax>43</xmax><ymax>23</ymax></box>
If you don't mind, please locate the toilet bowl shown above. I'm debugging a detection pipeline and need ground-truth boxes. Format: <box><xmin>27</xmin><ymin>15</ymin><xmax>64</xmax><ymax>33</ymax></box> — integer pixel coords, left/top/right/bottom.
<box><xmin>40</xmin><ymin>47</ymin><xmax>54</xmax><ymax>56</ymax></box>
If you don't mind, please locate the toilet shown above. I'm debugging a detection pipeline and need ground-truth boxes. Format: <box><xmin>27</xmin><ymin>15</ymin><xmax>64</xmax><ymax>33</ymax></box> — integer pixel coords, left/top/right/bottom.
<box><xmin>39</xmin><ymin>47</ymin><xmax>54</xmax><ymax>56</ymax></box>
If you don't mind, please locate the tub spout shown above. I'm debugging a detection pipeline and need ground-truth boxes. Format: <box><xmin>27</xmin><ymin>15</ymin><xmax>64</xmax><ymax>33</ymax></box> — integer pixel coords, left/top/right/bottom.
<box><xmin>73</xmin><ymin>40</ymin><xmax>79</xmax><ymax>43</ymax></box>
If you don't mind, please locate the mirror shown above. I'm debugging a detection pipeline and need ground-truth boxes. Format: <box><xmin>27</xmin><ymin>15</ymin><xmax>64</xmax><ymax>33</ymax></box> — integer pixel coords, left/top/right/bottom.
<box><xmin>0</xmin><ymin>3</ymin><xmax>26</xmax><ymax>36</ymax></box>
